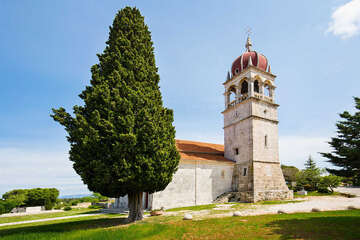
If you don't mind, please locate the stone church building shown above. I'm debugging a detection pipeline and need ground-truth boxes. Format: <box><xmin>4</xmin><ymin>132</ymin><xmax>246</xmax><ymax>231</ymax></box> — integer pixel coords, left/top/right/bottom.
<box><xmin>114</xmin><ymin>37</ymin><xmax>292</xmax><ymax>210</ymax></box>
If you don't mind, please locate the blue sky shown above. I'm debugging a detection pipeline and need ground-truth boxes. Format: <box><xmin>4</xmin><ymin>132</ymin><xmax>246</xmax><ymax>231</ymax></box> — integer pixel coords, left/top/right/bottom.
<box><xmin>1</xmin><ymin>0</ymin><xmax>359</xmax><ymax>196</ymax></box>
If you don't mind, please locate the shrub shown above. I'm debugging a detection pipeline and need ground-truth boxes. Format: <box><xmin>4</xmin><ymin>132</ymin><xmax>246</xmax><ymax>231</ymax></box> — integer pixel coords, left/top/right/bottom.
<box><xmin>0</xmin><ymin>200</ymin><xmax>17</xmax><ymax>215</ymax></box>
<box><xmin>54</xmin><ymin>205</ymin><xmax>62</xmax><ymax>210</ymax></box>
<box><xmin>44</xmin><ymin>198</ymin><xmax>54</xmax><ymax>210</ymax></box>
<box><xmin>318</xmin><ymin>175</ymin><xmax>342</xmax><ymax>193</ymax></box>
<box><xmin>88</xmin><ymin>205</ymin><xmax>104</xmax><ymax>209</ymax></box>
<box><xmin>0</xmin><ymin>204</ymin><xmax>5</xmax><ymax>215</ymax></box>
<box><xmin>63</xmin><ymin>206</ymin><xmax>72</xmax><ymax>211</ymax></box>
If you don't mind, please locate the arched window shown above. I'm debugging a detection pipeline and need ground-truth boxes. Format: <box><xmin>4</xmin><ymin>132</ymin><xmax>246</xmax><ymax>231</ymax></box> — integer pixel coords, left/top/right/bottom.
<box><xmin>254</xmin><ymin>80</ymin><xmax>259</xmax><ymax>93</ymax></box>
<box><xmin>241</xmin><ymin>81</ymin><xmax>248</xmax><ymax>94</ymax></box>
<box><xmin>264</xmin><ymin>84</ymin><xmax>271</xmax><ymax>97</ymax></box>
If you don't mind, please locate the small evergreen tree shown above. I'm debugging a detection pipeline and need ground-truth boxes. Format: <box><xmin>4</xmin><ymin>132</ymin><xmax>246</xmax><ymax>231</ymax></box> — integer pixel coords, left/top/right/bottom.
<box><xmin>51</xmin><ymin>7</ymin><xmax>180</xmax><ymax>222</ymax></box>
<box><xmin>296</xmin><ymin>156</ymin><xmax>321</xmax><ymax>191</ymax></box>
<box><xmin>305</xmin><ymin>155</ymin><xmax>317</xmax><ymax>170</ymax></box>
<box><xmin>321</xmin><ymin>97</ymin><xmax>360</xmax><ymax>185</ymax></box>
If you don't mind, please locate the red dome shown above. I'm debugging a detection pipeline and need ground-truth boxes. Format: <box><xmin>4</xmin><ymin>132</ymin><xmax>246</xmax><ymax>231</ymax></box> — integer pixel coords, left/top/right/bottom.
<box><xmin>231</xmin><ymin>51</ymin><xmax>268</xmax><ymax>76</ymax></box>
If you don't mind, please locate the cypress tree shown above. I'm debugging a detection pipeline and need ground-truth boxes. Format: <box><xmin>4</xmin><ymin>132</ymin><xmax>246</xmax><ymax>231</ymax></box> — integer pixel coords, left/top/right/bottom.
<box><xmin>51</xmin><ymin>7</ymin><xmax>180</xmax><ymax>222</ymax></box>
<box><xmin>321</xmin><ymin>97</ymin><xmax>360</xmax><ymax>185</ymax></box>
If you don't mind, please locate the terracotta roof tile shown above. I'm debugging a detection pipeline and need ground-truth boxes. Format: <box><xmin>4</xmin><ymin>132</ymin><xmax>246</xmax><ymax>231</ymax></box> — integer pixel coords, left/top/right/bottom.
<box><xmin>175</xmin><ymin>139</ymin><xmax>234</xmax><ymax>164</ymax></box>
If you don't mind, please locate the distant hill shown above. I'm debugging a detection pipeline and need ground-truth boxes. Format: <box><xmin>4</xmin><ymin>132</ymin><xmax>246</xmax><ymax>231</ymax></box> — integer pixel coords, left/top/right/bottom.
<box><xmin>59</xmin><ymin>193</ymin><xmax>92</xmax><ymax>199</ymax></box>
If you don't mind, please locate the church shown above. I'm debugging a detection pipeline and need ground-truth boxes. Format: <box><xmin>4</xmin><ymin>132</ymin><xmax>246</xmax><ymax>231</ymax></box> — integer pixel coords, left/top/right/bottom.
<box><xmin>114</xmin><ymin>37</ymin><xmax>293</xmax><ymax>210</ymax></box>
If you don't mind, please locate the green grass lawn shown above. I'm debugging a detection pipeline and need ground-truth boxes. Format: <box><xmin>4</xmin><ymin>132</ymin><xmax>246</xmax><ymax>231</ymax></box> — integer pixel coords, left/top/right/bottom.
<box><xmin>166</xmin><ymin>204</ymin><xmax>217</xmax><ymax>212</ymax></box>
<box><xmin>294</xmin><ymin>191</ymin><xmax>340</xmax><ymax>198</ymax></box>
<box><xmin>0</xmin><ymin>210</ymin><xmax>359</xmax><ymax>240</ymax></box>
<box><xmin>0</xmin><ymin>208</ymin><xmax>99</xmax><ymax>224</ymax></box>
<box><xmin>166</xmin><ymin>199</ymin><xmax>305</xmax><ymax>212</ymax></box>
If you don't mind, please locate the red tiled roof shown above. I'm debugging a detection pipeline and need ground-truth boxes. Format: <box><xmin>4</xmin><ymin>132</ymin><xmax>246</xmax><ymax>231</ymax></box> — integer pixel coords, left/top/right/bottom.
<box><xmin>176</xmin><ymin>139</ymin><xmax>234</xmax><ymax>164</ymax></box>
<box><xmin>231</xmin><ymin>51</ymin><xmax>268</xmax><ymax>76</ymax></box>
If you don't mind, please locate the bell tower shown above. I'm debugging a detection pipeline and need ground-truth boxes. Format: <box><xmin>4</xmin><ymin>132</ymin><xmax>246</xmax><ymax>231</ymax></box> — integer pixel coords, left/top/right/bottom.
<box><xmin>222</xmin><ymin>36</ymin><xmax>292</xmax><ymax>202</ymax></box>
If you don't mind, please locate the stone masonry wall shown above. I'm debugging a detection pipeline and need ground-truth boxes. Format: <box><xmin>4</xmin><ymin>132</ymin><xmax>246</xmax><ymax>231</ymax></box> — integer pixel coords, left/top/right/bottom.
<box><xmin>253</xmin><ymin>161</ymin><xmax>293</xmax><ymax>202</ymax></box>
<box><xmin>151</xmin><ymin>161</ymin><xmax>234</xmax><ymax>210</ymax></box>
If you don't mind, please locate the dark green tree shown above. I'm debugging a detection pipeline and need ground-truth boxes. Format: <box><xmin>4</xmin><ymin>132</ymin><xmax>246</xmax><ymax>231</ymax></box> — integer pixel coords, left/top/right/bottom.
<box><xmin>2</xmin><ymin>189</ymin><xmax>28</xmax><ymax>207</ymax></box>
<box><xmin>321</xmin><ymin>97</ymin><xmax>360</xmax><ymax>185</ymax></box>
<box><xmin>305</xmin><ymin>155</ymin><xmax>317</xmax><ymax>170</ymax></box>
<box><xmin>51</xmin><ymin>7</ymin><xmax>180</xmax><ymax>222</ymax></box>
<box><xmin>295</xmin><ymin>156</ymin><xmax>321</xmax><ymax>191</ymax></box>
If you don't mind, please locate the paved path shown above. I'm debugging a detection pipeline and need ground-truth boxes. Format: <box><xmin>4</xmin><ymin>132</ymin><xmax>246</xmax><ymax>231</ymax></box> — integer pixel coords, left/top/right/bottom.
<box><xmin>0</xmin><ymin>213</ymin><xmax>103</xmax><ymax>227</ymax></box>
<box><xmin>0</xmin><ymin>210</ymin><xmax>63</xmax><ymax>218</ymax></box>
<box><xmin>205</xmin><ymin>195</ymin><xmax>360</xmax><ymax>219</ymax></box>
<box><xmin>336</xmin><ymin>186</ymin><xmax>360</xmax><ymax>196</ymax></box>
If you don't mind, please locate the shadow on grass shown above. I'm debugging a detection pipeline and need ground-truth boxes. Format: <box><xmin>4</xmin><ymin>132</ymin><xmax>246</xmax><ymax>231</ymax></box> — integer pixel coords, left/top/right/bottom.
<box><xmin>0</xmin><ymin>217</ymin><xmax>129</xmax><ymax>238</ymax></box>
<box><xmin>266</xmin><ymin>215</ymin><xmax>360</xmax><ymax>240</ymax></box>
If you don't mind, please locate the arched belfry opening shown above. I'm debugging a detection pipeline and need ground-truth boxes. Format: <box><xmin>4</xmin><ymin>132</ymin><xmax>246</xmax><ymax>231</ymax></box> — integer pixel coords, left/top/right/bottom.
<box><xmin>264</xmin><ymin>83</ymin><xmax>271</xmax><ymax>97</ymax></box>
<box><xmin>228</xmin><ymin>85</ymin><xmax>237</xmax><ymax>103</ymax></box>
<box><xmin>240</xmin><ymin>80</ymin><xmax>248</xmax><ymax>94</ymax></box>
<box><xmin>254</xmin><ymin>80</ymin><xmax>260</xmax><ymax>93</ymax></box>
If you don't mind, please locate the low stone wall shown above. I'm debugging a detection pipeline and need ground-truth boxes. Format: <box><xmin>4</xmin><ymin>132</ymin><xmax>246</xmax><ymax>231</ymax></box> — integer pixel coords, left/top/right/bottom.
<box><xmin>254</xmin><ymin>190</ymin><xmax>293</xmax><ymax>202</ymax></box>
<box><xmin>11</xmin><ymin>206</ymin><xmax>44</xmax><ymax>213</ymax></box>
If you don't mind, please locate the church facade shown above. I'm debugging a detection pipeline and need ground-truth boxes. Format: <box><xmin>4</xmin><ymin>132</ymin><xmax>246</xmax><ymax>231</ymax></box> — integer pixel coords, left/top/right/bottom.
<box><xmin>114</xmin><ymin>37</ymin><xmax>292</xmax><ymax>210</ymax></box>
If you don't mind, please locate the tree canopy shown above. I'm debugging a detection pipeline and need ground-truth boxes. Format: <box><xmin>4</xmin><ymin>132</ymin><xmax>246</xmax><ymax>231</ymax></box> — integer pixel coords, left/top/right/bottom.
<box><xmin>2</xmin><ymin>188</ymin><xmax>59</xmax><ymax>210</ymax></box>
<box><xmin>51</xmin><ymin>7</ymin><xmax>180</xmax><ymax>221</ymax></box>
<box><xmin>281</xmin><ymin>165</ymin><xmax>299</xmax><ymax>182</ymax></box>
<box><xmin>321</xmin><ymin>97</ymin><xmax>360</xmax><ymax>185</ymax></box>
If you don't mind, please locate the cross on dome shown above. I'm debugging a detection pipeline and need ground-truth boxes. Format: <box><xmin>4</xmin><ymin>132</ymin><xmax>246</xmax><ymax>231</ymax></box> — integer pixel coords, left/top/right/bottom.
<box><xmin>245</xmin><ymin>28</ymin><xmax>252</xmax><ymax>52</ymax></box>
<box><xmin>245</xmin><ymin>36</ymin><xmax>252</xmax><ymax>52</ymax></box>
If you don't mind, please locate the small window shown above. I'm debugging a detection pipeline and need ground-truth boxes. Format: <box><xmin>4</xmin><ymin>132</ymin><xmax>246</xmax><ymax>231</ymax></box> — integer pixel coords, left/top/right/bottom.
<box><xmin>243</xmin><ymin>168</ymin><xmax>247</xmax><ymax>176</ymax></box>
<box><xmin>235</xmin><ymin>68</ymin><xmax>239</xmax><ymax>74</ymax></box>
<box><xmin>235</xmin><ymin>148</ymin><xmax>239</xmax><ymax>155</ymax></box>
<box><xmin>265</xmin><ymin>135</ymin><xmax>268</xmax><ymax>147</ymax></box>
<box><xmin>221</xmin><ymin>170</ymin><xmax>225</xmax><ymax>178</ymax></box>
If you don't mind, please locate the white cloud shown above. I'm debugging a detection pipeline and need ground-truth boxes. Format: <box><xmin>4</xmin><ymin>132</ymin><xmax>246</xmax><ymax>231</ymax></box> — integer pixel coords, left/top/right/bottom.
<box><xmin>327</xmin><ymin>0</ymin><xmax>360</xmax><ymax>39</ymax></box>
<box><xmin>0</xmin><ymin>147</ymin><xmax>90</xmax><ymax>197</ymax></box>
<box><xmin>279</xmin><ymin>136</ymin><xmax>332</xmax><ymax>170</ymax></box>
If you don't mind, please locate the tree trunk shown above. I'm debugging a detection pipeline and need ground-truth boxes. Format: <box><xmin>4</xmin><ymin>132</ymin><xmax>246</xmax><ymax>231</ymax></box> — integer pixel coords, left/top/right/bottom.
<box><xmin>128</xmin><ymin>192</ymin><xmax>143</xmax><ymax>222</ymax></box>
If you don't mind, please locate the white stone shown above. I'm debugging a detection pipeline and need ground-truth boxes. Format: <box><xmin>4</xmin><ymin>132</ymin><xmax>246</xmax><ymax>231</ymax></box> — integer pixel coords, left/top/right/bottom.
<box><xmin>297</xmin><ymin>190</ymin><xmax>307</xmax><ymax>195</ymax></box>
<box><xmin>183</xmin><ymin>213</ymin><xmax>193</xmax><ymax>220</ymax></box>
<box><xmin>233</xmin><ymin>211</ymin><xmax>241</xmax><ymax>216</ymax></box>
